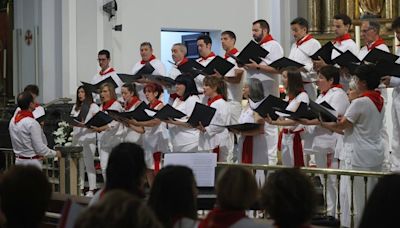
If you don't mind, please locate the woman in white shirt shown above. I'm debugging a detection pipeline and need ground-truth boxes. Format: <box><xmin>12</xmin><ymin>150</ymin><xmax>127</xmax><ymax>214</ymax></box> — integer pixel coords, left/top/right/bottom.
<box><xmin>91</xmin><ymin>83</ymin><xmax>123</xmax><ymax>181</ymax></box>
<box><xmin>164</xmin><ymin>75</ymin><xmax>201</xmax><ymax>152</ymax></box>
<box><xmin>198</xmin><ymin>76</ymin><xmax>233</xmax><ymax>162</ymax></box>
<box><xmin>71</xmin><ymin>85</ymin><xmax>99</xmax><ymax>196</ymax></box>
<box><xmin>129</xmin><ymin>83</ymin><xmax>169</xmax><ymax>186</ymax></box>
<box><xmin>121</xmin><ymin>83</ymin><xmax>144</xmax><ymax>144</ymax></box>
<box><xmin>265</xmin><ymin>70</ymin><xmax>309</xmax><ymax>167</ymax></box>
<box><xmin>321</xmin><ymin>64</ymin><xmax>385</xmax><ymax>226</ymax></box>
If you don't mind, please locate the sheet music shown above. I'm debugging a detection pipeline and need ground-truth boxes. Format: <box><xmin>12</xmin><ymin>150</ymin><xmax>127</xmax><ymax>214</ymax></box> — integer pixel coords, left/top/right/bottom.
<box><xmin>163</xmin><ymin>153</ymin><xmax>217</xmax><ymax>187</ymax></box>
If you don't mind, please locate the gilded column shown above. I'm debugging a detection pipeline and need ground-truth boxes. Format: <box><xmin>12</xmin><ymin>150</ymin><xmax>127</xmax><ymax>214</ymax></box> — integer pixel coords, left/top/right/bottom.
<box><xmin>307</xmin><ymin>0</ymin><xmax>321</xmax><ymax>33</ymax></box>
<box><xmin>384</xmin><ymin>0</ymin><xmax>398</xmax><ymax>19</ymax></box>
<box><xmin>322</xmin><ymin>0</ymin><xmax>339</xmax><ymax>33</ymax></box>
<box><xmin>345</xmin><ymin>0</ymin><xmax>355</xmax><ymax>20</ymax></box>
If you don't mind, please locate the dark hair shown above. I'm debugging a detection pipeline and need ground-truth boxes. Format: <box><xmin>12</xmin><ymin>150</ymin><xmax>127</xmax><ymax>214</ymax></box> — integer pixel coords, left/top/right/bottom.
<box><xmin>0</xmin><ymin>165</ymin><xmax>52</xmax><ymax>228</ymax></box>
<box><xmin>105</xmin><ymin>143</ymin><xmax>147</xmax><ymax>198</ymax></box>
<box><xmin>175</xmin><ymin>74</ymin><xmax>199</xmax><ymax>101</ymax></box>
<box><xmin>203</xmin><ymin>76</ymin><xmax>227</xmax><ymax>100</ymax></box>
<box><xmin>75</xmin><ymin>190</ymin><xmax>162</xmax><ymax>228</ymax></box>
<box><xmin>143</xmin><ymin>83</ymin><xmax>163</xmax><ymax>99</ymax></box>
<box><xmin>286</xmin><ymin>70</ymin><xmax>305</xmax><ymax>97</ymax></box>
<box><xmin>148</xmin><ymin>166</ymin><xmax>197</xmax><ymax>228</ymax></box>
<box><xmin>75</xmin><ymin>85</ymin><xmax>94</xmax><ymax>111</ymax></box>
<box><xmin>98</xmin><ymin>49</ymin><xmax>110</xmax><ymax>59</ymax></box>
<box><xmin>253</xmin><ymin>19</ymin><xmax>270</xmax><ymax>33</ymax></box>
<box><xmin>122</xmin><ymin>83</ymin><xmax>139</xmax><ymax>97</ymax></box>
<box><xmin>319</xmin><ymin>65</ymin><xmax>340</xmax><ymax>85</ymax></box>
<box><xmin>216</xmin><ymin>166</ymin><xmax>259</xmax><ymax>210</ymax></box>
<box><xmin>196</xmin><ymin>34</ymin><xmax>212</xmax><ymax>45</ymax></box>
<box><xmin>354</xmin><ymin>64</ymin><xmax>380</xmax><ymax>90</ymax></box>
<box><xmin>141</xmin><ymin>42</ymin><xmax>153</xmax><ymax>49</ymax></box>
<box><xmin>221</xmin><ymin>30</ymin><xmax>236</xmax><ymax>41</ymax></box>
<box><xmin>392</xmin><ymin>16</ymin><xmax>400</xmax><ymax>30</ymax></box>
<box><xmin>290</xmin><ymin>17</ymin><xmax>309</xmax><ymax>33</ymax></box>
<box><xmin>333</xmin><ymin>13</ymin><xmax>352</xmax><ymax>26</ymax></box>
<box><xmin>261</xmin><ymin>168</ymin><xmax>317</xmax><ymax>228</ymax></box>
<box><xmin>359</xmin><ymin>174</ymin><xmax>400</xmax><ymax>228</ymax></box>
<box><xmin>24</xmin><ymin>84</ymin><xmax>39</xmax><ymax>96</ymax></box>
<box><xmin>17</xmin><ymin>91</ymin><xmax>34</xmax><ymax>110</ymax></box>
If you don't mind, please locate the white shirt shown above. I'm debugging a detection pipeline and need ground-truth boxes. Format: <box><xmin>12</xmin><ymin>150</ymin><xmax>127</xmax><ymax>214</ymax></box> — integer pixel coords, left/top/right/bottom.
<box><xmin>247</xmin><ymin>39</ymin><xmax>284</xmax><ymax>97</ymax></box>
<box><xmin>98</xmin><ymin>101</ymin><xmax>124</xmax><ymax>147</ymax></box>
<box><xmin>9</xmin><ymin>113</ymin><xmax>56</xmax><ymax>158</ymax></box>
<box><xmin>169</xmin><ymin>95</ymin><xmax>201</xmax><ymax>151</ymax></box>
<box><xmin>284</xmin><ymin>92</ymin><xmax>309</xmax><ymax>131</ymax></box>
<box><xmin>122</xmin><ymin>100</ymin><xmax>143</xmax><ymax>144</ymax></box>
<box><xmin>344</xmin><ymin>96</ymin><xmax>385</xmax><ymax>167</ymax></box>
<box><xmin>143</xmin><ymin>102</ymin><xmax>169</xmax><ymax>153</ymax></box>
<box><xmin>70</xmin><ymin>103</ymin><xmax>99</xmax><ymax>143</ymax></box>
<box><xmin>198</xmin><ymin>98</ymin><xmax>231</xmax><ymax>151</ymax></box>
<box><xmin>196</xmin><ymin>54</ymin><xmax>216</xmax><ymax>93</ymax></box>
<box><xmin>225</xmin><ymin>52</ymin><xmax>246</xmax><ymax>102</ymax></box>
<box><xmin>332</xmin><ymin>38</ymin><xmax>359</xmax><ymax>59</ymax></box>
<box><xmin>91</xmin><ymin>68</ymin><xmax>124</xmax><ymax>102</ymax></box>
<box><xmin>358</xmin><ymin>43</ymin><xmax>390</xmax><ymax>60</ymax></box>
<box><xmin>288</xmin><ymin>35</ymin><xmax>321</xmax><ymax>100</ymax></box>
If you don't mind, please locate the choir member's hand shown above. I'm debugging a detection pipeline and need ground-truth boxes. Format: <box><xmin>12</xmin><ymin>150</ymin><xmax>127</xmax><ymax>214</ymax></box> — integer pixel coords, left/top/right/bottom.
<box><xmin>55</xmin><ymin>150</ymin><xmax>62</xmax><ymax>158</ymax></box>
<box><xmin>90</xmin><ymin>126</ymin><xmax>103</xmax><ymax>133</ymax></box>
<box><xmin>264</xmin><ymin>114</ymin><xmax>273</xmax><ymax>124</ymax></box>
<box><xmin>313</xmin><ymin>56</ymin><xmax>327</xmax><ymax>71</ymax></box>
<box><xmin>245</xmin><ymin>59</ymin><xmax>260</xmax><ymax>70</ymax></box>
<box><xmin>197</xmin><ymin>122</ymin><xmax>206</xmax><ymax>132</ymax></box>
<box><xmin>295</xmin><ymin>118</ymin><xmax>313</xmax><ymax>125</ymax></box>
<box><xmin>229</xmin><ymin>128</ymin><xmax>240</xmax><ymax>134</ymax></box>
<box><xmin>381</xmin><ymin>76</ymin><xmax>391</xmax><ymax>87</ymax></box>
<box><xmin>212</xmin><ymin>69</ymin><xmax>223</xmax><ymax>78</ymax></box>
<box><xmin>129</xmin><ymin>119</ymin><xmax>139</xmax><ymax>126</ymax></box>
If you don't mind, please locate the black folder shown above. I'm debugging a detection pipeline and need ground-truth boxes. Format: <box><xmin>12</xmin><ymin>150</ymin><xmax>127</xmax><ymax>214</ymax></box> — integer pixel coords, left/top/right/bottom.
<box><xmin>201</xmin><ymin>56</ymin><xmax>235</xmax><ymax>76</ymax></box>
<box><xmin>152</xmin><ymin>104</ymin><xmax>186</xmax><ymax>120</ymax></box>
<box><xmin>177</xmin><ymin>59</ymin><xmax>206</xmax><ymax>77</ymax></box>
<box><xmin>85</xmin><ymin>111</ymin><xmax>113</xmax><ymax>127</ymax></box>
<box><xmin>65</xmin><ymin>115</ymin><xmax>83</xmax><ymax>127</ymax></box>
<box><xmin>109</xmin><ymin>102</ymin><xmax>153</xmax><ymax>122</ymax></box>
<box><xmin>142</xmin><ymin>75</ymin><xmax>176</xmax><ymax>87</ymax></box>
<box><xmin>253</xmin><ymin>95</ymin><xmax>288</xmax><ymax>120</ymax></box>
<box><xmin>234</xmin><ymin>40</ymin><xmax>269</xmax><ymax>65</ymax></box>
<box><xmin>269</xmin><ymin>57</ymin><xmax>305</xmax><ymax>70</ymax></box>
<box><xmin>375</xmin><ymin>61</ymin><xmax>400</xmax><ymax>77</ymax></box>
<box><xmin>186</xmin><ymin>102</ymin><xmax>216</xmax><ymax>127</ymax></box>
<box><xmin>310</xmin><ymin>41</ymin><xmax>338</xmax><ymax>64</ymax></box>
<box><xmin>332</xmin><ymin>50</ymin><xmax>361</xmax><ymax>74</ymax></box>
<box><xmin>224</xmin><ymin>123</ymin><xmax>261</xmax><ymax>132</ymax></box>
<box><xmin>362</xmin><ymin>48</ymin><xmax>399</xmax><ymax>64</ymax></box>
<box><xmin>309</xmin><ymin>100</ymin><xmax>337</xmax><ymax>122</ymax></box>
<box><xmin>274</xmin><ymin>102</ymin><xmax>318</xmax><ymax>120</ymax></box>
<box><xmin>135</xmin><ymin>62</ymin><xmax>155</xmax><ymax>75</ymax></box>
<box><xmin>117</xmin><ymin>73</ymin><xmax>143</xmax><ymax>84</ymax></box>
<box><xmin>81</xmin><ymin>76</ymin><xmax>119</xmax><ymax>94</ymax></box>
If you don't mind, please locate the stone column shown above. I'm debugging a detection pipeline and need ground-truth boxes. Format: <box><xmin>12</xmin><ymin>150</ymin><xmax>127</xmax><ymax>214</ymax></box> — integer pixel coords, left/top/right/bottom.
<box><xmin>307</xmin><ymin>0</ymin><xmax>321</xmax><ymax>33</ymax></box>
<box><xmin>322</xmin><ymin>0</ymin><xmax>339</xmax><ymax>33</ymax></box>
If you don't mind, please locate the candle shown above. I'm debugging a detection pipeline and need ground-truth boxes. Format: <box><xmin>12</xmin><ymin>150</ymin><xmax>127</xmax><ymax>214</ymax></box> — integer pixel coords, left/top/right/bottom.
<box><xmin>355</xmin><ymin>25</ymin><xmax>361</xmax><ymax>49</ymax></box>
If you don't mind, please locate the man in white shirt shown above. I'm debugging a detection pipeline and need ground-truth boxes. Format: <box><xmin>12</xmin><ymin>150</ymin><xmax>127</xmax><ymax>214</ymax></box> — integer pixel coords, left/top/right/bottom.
<box><xmin>358</xmin><ymin>19</ymin><xmax>390</xmax><ymax>60</ymax></box>
<box><xmin>382</xmin><ymin>17</ymin><xmax>400</xmax><ymax>172</ymax></box>
<box><xmin>196</xmin><ymin>35</ymin><xmax>217</xmax><ymax>94</ymax></box>
<box><xmin>9</xmin><ymin>92</ymin><xmax>61</xmax><ymax>169</ymax></box>
<box><xmin>91</xmin><ymin>49</ymin><xmax>124</xmax><ymax>102</ymax></box>
<box><xmin>168</xmin><ymin>43</ymin><xmax>189</xmax><ymax>80</ymax></box>
<box><xmin>288</xmin><ymin>17</ymin><xmax>321</xmax><ymax>100</ymax></box>
<box><xmin>131</xmin><ymin>42</ymin><xmax>167</xmax><ymax>101</ymax></box>
<box><xmin>245</xmin><ymin>19</ymin><xmax>284</xmax><ymax>165</ymax></box>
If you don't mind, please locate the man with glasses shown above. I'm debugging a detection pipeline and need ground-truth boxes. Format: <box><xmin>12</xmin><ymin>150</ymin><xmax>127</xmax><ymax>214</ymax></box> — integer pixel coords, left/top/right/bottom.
<box><xmin>91</xmin><ymin>49</ymin><xmax>124</xmax><ymax>102</ymax></box>
<box><xmin>358</xmin><ymin>19</ymin><xmax>390</xmax><ymax>60</ymax></box>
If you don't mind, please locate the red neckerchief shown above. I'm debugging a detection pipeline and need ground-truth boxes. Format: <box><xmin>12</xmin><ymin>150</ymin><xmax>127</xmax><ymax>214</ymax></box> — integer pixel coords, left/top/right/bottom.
<box><xmin>333</xmin><ymin>33</ymin><xmax>352</xmax><ymax>45</ymax></box>
<box><xmin>360</xmin><ymin>90</ymin><xmax>384</xmax><ymax>112</ymax></box>
<box><xmin>296</xmin><ymin>34</ymin><xmax>313</xmax><ymax>47</ymax></box>
<box><xmin>207</xmin><ymin>95</ymin><xmax>224</xmax><ymax>106</ymax></box>
<box><xmin>321</xmin><ymin>84</ymin><xmax>344</xmax><ymax>96</ymax></box>
<box><xmin>224</xmin><ymin>48</ymin><xmax>239</xmax><ymax>59</ymax></box>
<box><xmin>14</xmin><ymin>110</ymin><xmax>34</xmax><ymax>123</ymax></box>
<box><xmin>140</xmin><ymin>55</ymin><xmax>156</xmax><ymax>64</ymax></box>
<box><xmin>149</xmin><ymin>99</ymin><xmax>162</xmax><ymax>109</ymax></box>
<box><xmin>199</xmin><ymin>52</ymin><xmax>216</xmax><ymax>62</ymax></box>
<box><xmin>198</xmin><ymin>208</ymin><xmax>246</xmax><ymax>228</ymax></box>
<box><xmin>259</xmin><ymin>34</ymin><xmax>274</xmax><ymax>45</ymax></box>
<box><xmin>99</xmin><ymin>67</ymin><xmax>115</xmax><ymax>76</ymax></box>
<box><xmin>102</xmin><ymin>99</ymin><xmax>116</xmax><ymax>111</ymax></box>
<box><xmin>177</xmin><ymin>57</ymin><xmax>189</xmax><ymax>66</ymax></box>
<box><xmin>367</xmin><ymin>37</ymin><xmax>385</xmax><ymax>51</ymax></box>
<box><xmin>125</xmin><ymin>96</ymin><xmax>140</xmax><ymax>111</ymax></box>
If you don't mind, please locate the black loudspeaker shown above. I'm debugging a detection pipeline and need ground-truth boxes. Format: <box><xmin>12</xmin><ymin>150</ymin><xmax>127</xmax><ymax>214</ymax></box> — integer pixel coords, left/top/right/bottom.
<box><xmin>103</xmin><ymin>0</ymin><xmax>117</xmax><ymax>20</ymax></box>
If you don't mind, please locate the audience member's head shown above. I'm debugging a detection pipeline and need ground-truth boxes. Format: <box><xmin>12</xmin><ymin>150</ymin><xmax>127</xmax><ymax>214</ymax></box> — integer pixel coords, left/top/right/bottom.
<box><xmin>75</xmin><ymin>190</ymin><xmax>161</xmax><ymax>228</ymax></box>
<box><xmin>216</xmin><ymin>166</ymin><xmax>259</xmax><ymax>210</ymax></box>
<box><xmin>105</xmin><ymin>143</ymin><xmax>147</xmax><ymax>198</ymax></box>
<box><xmin>0</xmin><ymin>165</ymin><xmax>52</xmax><ymax>228</ymax></box>
<box><xmin>359</xmin><ymin>174</ymin><xmax>400</xmax><ymax>228</ymax></box>
<box><xmin>148</xmin><ymin>166</ymin><xmax>197</xmax><ymax>228</ymax></box>
<box><xmin>261</xmin><ymin>168</ymin><xmax>317</xmax><ymax>228</ymax></box>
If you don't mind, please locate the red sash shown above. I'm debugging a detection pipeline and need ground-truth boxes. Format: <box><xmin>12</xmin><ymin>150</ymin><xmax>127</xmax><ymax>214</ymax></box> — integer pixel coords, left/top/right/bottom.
<box><xmin>198</xmin><ymin>208</ymin><xmax>246</xmax><ymax>228</ymax></box>
<box><xmin>241</xmin><ymin>136</ymin><xmax>253</xmax><ymax>163</ymax></box>
<box><xmin>153</xmin><ymin>152</ymin><xmax>162</xmax><ymax>174</ymax></box>
<box><xmin>14</xmin><ymin>110</ymin><xmax>34</xmax><ymax>123</ymax></box>
<box><xmin>282</xmin><ymin>129</ymin><xmax>305</xmax><ymax>167</ymax></box>
<box><xmin>360</xmin><ymin>90</ymin><xmax>383</xmax><ymax>112</ymax></box>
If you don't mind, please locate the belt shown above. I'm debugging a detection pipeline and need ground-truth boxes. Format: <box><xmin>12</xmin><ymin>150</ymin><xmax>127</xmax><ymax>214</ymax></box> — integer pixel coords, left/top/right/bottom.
<box><xmin>282</xmin><ymin>129</ymin><xmax>304</xmax><ymax>134</ymax></box>
<box><xmin>16</xmin><ymin>155</ymin><xmax>43</xmax><ymax>160</ymax></box>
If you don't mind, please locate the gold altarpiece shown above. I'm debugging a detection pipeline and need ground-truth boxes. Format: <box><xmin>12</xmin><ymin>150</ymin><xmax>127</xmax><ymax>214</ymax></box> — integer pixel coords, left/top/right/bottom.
<box><xmin>307</xmin><ymin>0</ymin><xmax>399</xmax><ymax>50</ymax></box>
